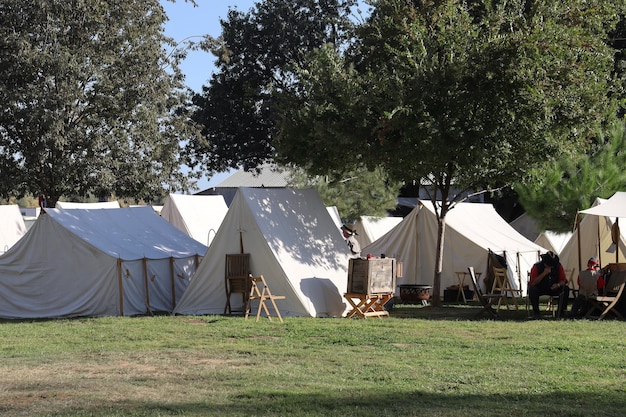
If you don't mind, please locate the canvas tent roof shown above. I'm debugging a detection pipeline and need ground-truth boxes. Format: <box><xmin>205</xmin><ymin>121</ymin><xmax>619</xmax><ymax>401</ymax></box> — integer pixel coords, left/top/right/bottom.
<box><xmin>0</xmin><ymin>205</ymin><xmax>27</xmax><ymax>254</ymax></box>
<box><xmin>510</xmin><ymin>212</ymin><xmax>540</xmax><ymax>242</ymax></box>
<box><xmin>160</xmin><ymin>193</ymin><xmax>228</xmax><ymax>246</ymax></box>
<box><xmin>534</xmin><ymin>231</ymin><xmax>572</xmax><ymax>256</ymax></box>
<box><xmin>579</xmin><ymin>191</ymin><xmax>626</xmax><ymax>218</ymax></box>
<box><xmin>0</xmin><ymin>207</ymin><xmax>207</xmax><ymax>319</ymax></box>
<box><xmin>55</xmin><ymin>201</ymin><xmax>120</xmax><ymax>209</ymax></box>
<box><xmin>175</xmin><ymin>188</ymin><xmax>353</xmax><ymax>317</ymax></box>
<box><xmin>214</xmin><ymin>163</ymin><xmax>289</xmax><ymax>188</ymax></box>
<box><xmin>559</xmin><ymin>193</ymin><xmax>626</xmax><ymax>272</ymax></box>
<box><xmin>354</xmin><ymin>216</ymin><xmax>403</xmax><ymax>248</ymax></box>
<box><xmin>326</xmin><ymin>206</ymin><xmax>342</xmax><ymax>231</ymax></box>
<box><xmin>363</xmin><ymin>201</ymin><xmax>546</xmax><ymax>295</ymax></box>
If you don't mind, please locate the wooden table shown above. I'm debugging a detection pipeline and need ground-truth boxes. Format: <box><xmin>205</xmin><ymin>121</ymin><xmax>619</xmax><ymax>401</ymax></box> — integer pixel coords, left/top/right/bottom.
<box><xmin>344</xmin><ymin>293</ymin><xmax>393</xmax><ymax>318</ymax></box>
<box><xmin>454</xmin><ymin>271</ymin><xmax>481</xmax><ymax>303</ymax></box>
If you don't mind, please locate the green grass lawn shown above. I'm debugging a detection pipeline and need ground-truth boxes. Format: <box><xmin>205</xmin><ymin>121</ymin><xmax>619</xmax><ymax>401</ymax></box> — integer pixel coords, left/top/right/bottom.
<box><xmin>0</xmin><ymin>302</ymin><xmax>624</xmax><ymax>416</ymax></box>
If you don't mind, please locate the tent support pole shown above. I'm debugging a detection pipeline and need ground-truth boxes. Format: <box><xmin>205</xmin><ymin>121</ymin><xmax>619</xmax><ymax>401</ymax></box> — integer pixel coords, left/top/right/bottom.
<box><xmin>117</xmin><ymin>258</ymin><xmax>124</xmax><ymax>316</ymax></box>
<box><xmin>575</xmin><ymin>212</ymin><xmax>582</xmax><ymax>273</ymax></box>
<box><xmin>170</xmin><ymin>256</ymin><xmax>176</xmax><ymax>311</ymax></box>
<box><xmin>143</xmin><ymin>258</ymin><xmax>153</xmax><ymax>316</ymax></box>
<box><xmin>615</xmin><ymin>218</ymin><xmax>620</xmax><ymax>264</ymax></box>
<box><xmin>516</xmin><ymin>252</ymin><xmax>522</xmax><ymax>294</ymax></box>
<box><xmin>597</xmin><ymin>216</ymin><xmax>602</xmax><ymax>267</ymax></box>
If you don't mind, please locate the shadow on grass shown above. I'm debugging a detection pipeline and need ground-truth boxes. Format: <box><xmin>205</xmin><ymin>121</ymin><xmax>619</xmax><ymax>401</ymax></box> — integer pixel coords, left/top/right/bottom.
<box><xmin>53</xmin><ymin>389</ymin><xmax>625</xmax><ymax>417</ymax></box>
<box><xmin>388</xmin><ymin>300</ymin><xmax>559</xmax><ymax>322</ymax></box>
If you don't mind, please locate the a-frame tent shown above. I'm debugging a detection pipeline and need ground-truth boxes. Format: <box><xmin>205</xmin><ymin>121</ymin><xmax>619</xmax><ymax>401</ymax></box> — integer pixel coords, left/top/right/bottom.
<box><xmin>0</xmin><ymin>205</ymin><xmax>27</xmax><ymax>254</ymax></box>
<box><xmin>354</xmin><ymin>216</ymin><xmax>403</xmax><ymax>249</ymax></box>
<box><xmin>363</xmin><ymin>201</ymin><xmax>546</xmax><ymax>296</ymax></box>
<box><xmin>534</xmin><ymin>231</ymin><xmax>572</xmax><ymax>256</ymax></box>
<box><xmin>160</xmin><ymin>193</ymin><xmax>229</xmax><ymax>246</ymax></box>
<box><xmin>175</xmin><ymin>188</ymin><xmax>353</xmax><ymax>317</ymax></box>
<box><xmin>0</xmin><ymin>207</ymin><xmax>207</xmax><ymax>319</ymax></box>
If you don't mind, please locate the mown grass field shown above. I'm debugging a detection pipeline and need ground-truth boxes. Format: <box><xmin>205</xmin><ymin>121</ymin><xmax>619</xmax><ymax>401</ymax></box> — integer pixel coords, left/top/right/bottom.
<box><xmin>0</xmin><ymin>302</ymin><xmax>624</xmax><ymax>416</ymax></box>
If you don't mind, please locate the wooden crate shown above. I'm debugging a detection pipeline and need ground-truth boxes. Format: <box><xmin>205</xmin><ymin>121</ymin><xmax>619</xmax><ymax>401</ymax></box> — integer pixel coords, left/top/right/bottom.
<box><xmin>347</xmin><ymin>258</ymin><xmax>396</xmax><ymax>294</ymax></box>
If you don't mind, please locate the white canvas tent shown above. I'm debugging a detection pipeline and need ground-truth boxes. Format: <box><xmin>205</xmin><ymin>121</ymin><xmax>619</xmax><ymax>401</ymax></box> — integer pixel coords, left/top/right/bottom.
<box><xmin>326</xmin><ymin>206</ymin><xmax>343</xmax><ymax>231</ymax></box>
<box><xmin>0</xmin><ymin>207</ymin><xmax>207</xmax><ymax>319</ymax></box>
<box><xmin>160</xmin><ymin>193</ymin><xmax>229</xmax><ymax>246</ymax></box>
<box><xmin>0</xmin><ymin>205</ymin><xmax>28</xmax><ymax>254</ymax></box>
<box><xmin>175</xmin><ymin>188</ymin><xmax>353</xmax><ymax>317</ymax></box>
<box><xmin>559</xmin><ymin>192</ymin><xmax>626</xmax><ymax>273</ymax></box>
<box><xmin>19</xmin><ymin>207</ymin><xmax>41</xmax><ymax>230</ymax></box>
<box><xmin>534</xmin><ymin>231</ymin><xmax>572</xmax><ymax>256</ymax></box>
<box><xmin>363</xmin><ymin>201</ymin><xmax>547</xmax><ymax>295</ymax></box>
<box><xmin>355</xmin><ymin>216</ymin><xmax>403</xmax><ymax>248</ymax></box>
<box><xmin>55</xmin><ymin>201</ymin><xmax>120</xmax><ymax>209</ymax></box>
<box><xmin>510</xmin><ymin>212</ymin><xmax>540</xmax><ymax>241</ymax></box>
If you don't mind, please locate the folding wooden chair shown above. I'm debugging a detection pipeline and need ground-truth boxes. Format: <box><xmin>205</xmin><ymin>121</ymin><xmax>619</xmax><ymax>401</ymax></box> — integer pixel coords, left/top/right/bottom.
<box><xmin>586</xmin><ymin>269</ymin><xmax>626</xmax><ymax>320</ymax></box>
<box><xmin>245</xmin><ymin>274</ymin><xmax>286</xmax><ymax>323</ymax></box>
<box><xmin>224</xmin><ymin>253</ymin><xmax>250</xmax><ymax>315</ymax></box>
<box><xmin>468</xmin><ymin>267</ymin><xmax>504</xmax><ymax>319</ymax></box>
<box><xmin>491</xmin><ymin>267</ymin><xmax>520</xmax><ymax>311</ymax></box>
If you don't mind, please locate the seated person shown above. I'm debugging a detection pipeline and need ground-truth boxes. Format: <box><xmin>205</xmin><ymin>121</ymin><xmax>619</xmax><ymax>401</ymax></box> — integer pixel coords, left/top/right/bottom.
<box><xmin>568</xmin><ymin>257</ymin><xmax>605</xmax><ymax>318</ymax></box>
<box><xmin>529</xmin><ymin>251</ymin><xmax>569</xmax><ymax>318</ymax></box>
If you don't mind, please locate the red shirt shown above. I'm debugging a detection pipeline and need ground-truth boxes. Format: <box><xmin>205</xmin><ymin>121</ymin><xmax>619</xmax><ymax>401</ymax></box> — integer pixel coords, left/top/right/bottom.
<box><xmin>529</xmin><ymin>263</ymin><xmax>566</xmax><ymax>286</ymax></box>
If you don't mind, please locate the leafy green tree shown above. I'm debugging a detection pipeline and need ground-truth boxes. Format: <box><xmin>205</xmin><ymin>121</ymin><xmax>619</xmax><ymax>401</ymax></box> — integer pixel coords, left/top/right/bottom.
<box><xmin>287</xmin><ymin>164</ymin><xmax>402</xmax><ymax>221</ymax></box>
<box><xmin>516</xmin><ymin>120</ymin><xmax>626</xmax><ymax>232</ymax></box>
<box><xmin>276</xmin><ymin>0</ymin><xmax>625</xmax><ymax>305</ymax></box>
<box><xmin>188</xmin><ymin>0</ymin><xmax>357</xmax><ymax>174</ymax></box>
<box><xmin>0</xmin><ymin>0</ymin><xmax>197</xmax><ymax>206</ymax></box>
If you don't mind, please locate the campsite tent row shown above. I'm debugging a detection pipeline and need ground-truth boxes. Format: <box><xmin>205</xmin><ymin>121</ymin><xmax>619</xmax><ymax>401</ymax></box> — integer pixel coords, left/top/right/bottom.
<box><xmin>5</xmin><ymin>187</ymin><xmax>591</xmax><ymax>319</ymax></box>
<box><xmin>363</xmin><ymin>201</ymin><xmax>547</xmax><ymax>295</ymax></box>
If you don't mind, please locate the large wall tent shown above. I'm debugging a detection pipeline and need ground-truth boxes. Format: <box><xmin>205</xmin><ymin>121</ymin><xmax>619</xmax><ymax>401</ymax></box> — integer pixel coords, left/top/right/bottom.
<box><xmin>160</xmin><ymin>193</ymin><xmax>229</xmax><ymax>246</ymax></box>
<box><xmin>0</xmin><ymin>205</ymin><xmax>28</xmax><ymax>254</ymax></box>
<box><xmin>363</xmin><ymin>201</ymin><xmax>547</xmax><ymax>296</ymax></box>
<box><xmin>559</xmin><ymin>192</ymin><xmax>626</xmax><ymax>274</ymax></box>
<box><xmin>0</xmin><ymin>207</ymin><xmax>207</xmax><ymax>319</ymax></box>
<box><xmin>175</xmin><ymin>188</ymin><xmax>353</xmax><ymax>318</ymax></box>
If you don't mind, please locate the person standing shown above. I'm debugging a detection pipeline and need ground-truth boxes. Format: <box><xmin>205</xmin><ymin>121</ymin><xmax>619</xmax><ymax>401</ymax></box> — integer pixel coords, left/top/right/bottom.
<box><xmin>529</xmin><ymin>251</ymin><xmax>569</xmax><ymax>318</ymax></box>
<box><xmin>341</xmin><ymin>224</ymin><xmax>361</xmax><ymax>258</ymax></box>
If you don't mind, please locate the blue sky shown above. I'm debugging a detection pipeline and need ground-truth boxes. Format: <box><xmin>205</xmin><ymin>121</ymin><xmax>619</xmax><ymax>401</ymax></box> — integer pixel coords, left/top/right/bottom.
<box><xmin>161</xmin><ymin>1</ymin><xmax>369</xmax><ymax>190</ymax></box>
<box><xmin>161</xmin><ymin>0</ymin><xmax>257</xmax><ymax>189</ymax></box>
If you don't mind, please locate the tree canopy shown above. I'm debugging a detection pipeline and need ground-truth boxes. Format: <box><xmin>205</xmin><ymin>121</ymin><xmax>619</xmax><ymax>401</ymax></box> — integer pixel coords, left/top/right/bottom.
<box><xmin>0</xmin><ymin>0</ymin><xmax>197</xmax><ymax>205</ymax></box>
<box><xmin>188</xmin><ymin>0</ymin><xmax>358</xmax><ymax>174</ymax></box>
<box><xmin>516</xmin><ymin>120</ymin><xmax>626</xmax><ymax>232</ymax></box>
<box><xmin>276</xmin><ymin>0</ymin><xmax>626</xmax><ymax>304</ymax></box>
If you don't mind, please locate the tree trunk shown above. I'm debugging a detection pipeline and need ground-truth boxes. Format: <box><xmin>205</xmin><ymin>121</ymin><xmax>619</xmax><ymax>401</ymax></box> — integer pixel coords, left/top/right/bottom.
<box><xmin>431</xmin><ymin>212</ymin><xmax>447</xmax><ymax>307</ymax></box>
